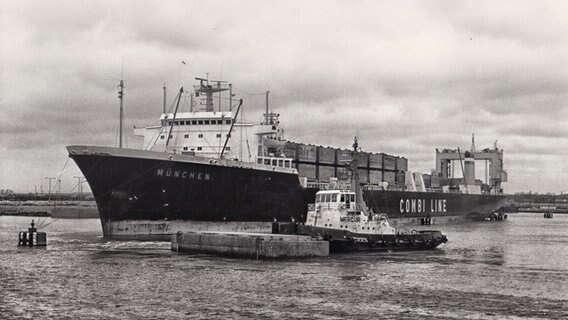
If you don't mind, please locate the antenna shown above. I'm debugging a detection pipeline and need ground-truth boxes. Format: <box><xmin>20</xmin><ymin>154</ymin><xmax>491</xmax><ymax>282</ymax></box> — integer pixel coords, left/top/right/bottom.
<box><xmin>163</xmin><ymin>83</ymin><xmax>166</xmax><ymax>114</ymax></box>
<box><xmin>229</xmin><ymin>83</ymin><xmax>233</xmax><ymax>111</ymax></box>
<box><xmin>265</xmin><ymin>91</ymin><xmax>269</xmax><ymax>124</ymax></box>
<box><xmin>118</xmin><ymin>79</ymin><xmax>125</xmax><ymax>148</ymax></box>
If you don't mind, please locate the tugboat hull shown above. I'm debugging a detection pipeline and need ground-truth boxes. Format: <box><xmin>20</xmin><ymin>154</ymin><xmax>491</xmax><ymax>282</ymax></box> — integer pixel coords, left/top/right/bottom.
<box><xmin>283</xmin><ymin>224</ymin><xmax>448</xmax><ymax>253</ymax></box>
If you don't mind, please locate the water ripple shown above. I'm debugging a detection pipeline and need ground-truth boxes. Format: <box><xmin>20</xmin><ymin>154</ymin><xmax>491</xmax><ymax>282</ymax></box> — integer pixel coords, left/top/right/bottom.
<box><xmin>1</xmin><ymin>214</ymin><xmax>567</xmax><ymax>319</ymax></box>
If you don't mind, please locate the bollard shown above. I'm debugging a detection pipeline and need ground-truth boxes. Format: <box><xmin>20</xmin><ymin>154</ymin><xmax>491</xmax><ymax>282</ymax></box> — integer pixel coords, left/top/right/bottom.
<box><xmin>271</xmin><ymin>221</ymin><xmax>280</xmax><ymax>234</ymax></box>
<box><xmin>18</xmin><ymin>232</ymin><xmax>28</xmax><ymax>246</ymax></box>
<box><xmin>28</xmin><ymin>232</ymin><xmax>34</xmax><ymax>246</ymax></box>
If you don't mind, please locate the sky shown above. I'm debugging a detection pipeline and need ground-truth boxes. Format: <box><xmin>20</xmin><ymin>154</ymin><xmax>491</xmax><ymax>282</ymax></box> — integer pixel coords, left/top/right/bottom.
<box><xmin>1</xmin><ymin>0</ymin><xmax>567</xmax><ymax>194</ymax></box>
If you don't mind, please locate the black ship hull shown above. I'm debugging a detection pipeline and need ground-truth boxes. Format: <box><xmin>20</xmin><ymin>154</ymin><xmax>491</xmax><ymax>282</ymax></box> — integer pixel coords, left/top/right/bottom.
<box><xmin>363</xmin><ymin>189</ymin><xmax>508</xmax><ymax>227</ymax></box>
<box><xmin>68</xmin><ymin>146</ymin><xmax>507</xmax><ymax>239</ymax></box>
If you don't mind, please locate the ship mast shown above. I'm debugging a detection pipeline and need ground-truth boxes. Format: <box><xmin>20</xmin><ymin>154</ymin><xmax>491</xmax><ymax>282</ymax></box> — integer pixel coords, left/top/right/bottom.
<box><xmin>163</xmin><ymin>83</ymin><xmax>166</xmax><ymax>114</ymax></box>
<box><xmin>118</xmin><ymin>79</ymin><xmax>125</xmax><ymax>148</ymax></box>
<box><xmin>194</xmin><ymin>77</ymin><xmax>228</xmax><ymax>112</ymax></box>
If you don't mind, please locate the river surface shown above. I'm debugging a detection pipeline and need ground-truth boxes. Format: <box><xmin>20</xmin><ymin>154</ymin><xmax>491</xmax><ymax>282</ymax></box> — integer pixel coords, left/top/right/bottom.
<box><xmin>1</xmin><ymin>213</ymin><xmax>567</xmax><ymax>319</ymax></box>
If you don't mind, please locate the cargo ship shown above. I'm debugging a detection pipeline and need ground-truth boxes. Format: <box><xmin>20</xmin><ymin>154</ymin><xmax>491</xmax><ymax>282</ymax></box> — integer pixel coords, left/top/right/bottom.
<box><xmin>67</xmin><ymin>78</ymin><xmax>508</xmax><ymax>239</ymax></box>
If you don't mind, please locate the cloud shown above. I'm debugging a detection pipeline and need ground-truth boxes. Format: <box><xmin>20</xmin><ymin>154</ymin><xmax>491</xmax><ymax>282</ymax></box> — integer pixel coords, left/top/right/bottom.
<box><xmin>1</xmin><ymin>0</ymin><xmax>568</xmax><ymax>193</ymax></box>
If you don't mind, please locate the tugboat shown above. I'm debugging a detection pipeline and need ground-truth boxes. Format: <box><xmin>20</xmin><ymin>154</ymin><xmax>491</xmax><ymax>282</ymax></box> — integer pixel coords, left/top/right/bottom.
<box><xmin>295</xmin><ymin>189</ymin><xmax>448</xmax><ymax>252</ymax></box>
<box><xmin>287</xmin><ymin>138</ymin><xmax>448</xmax><ymax>252</ymax></box>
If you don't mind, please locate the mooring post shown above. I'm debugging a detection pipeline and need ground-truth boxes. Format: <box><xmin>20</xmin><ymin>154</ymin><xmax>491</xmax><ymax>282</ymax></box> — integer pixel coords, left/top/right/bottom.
<box><xmin>28</xmin><ymin>220</ymin><xmax>37</xmax><ymax>246</ymax></box>
<box><xmin>18</xmin><ymin>232</ymin><xmax>27</xmax><ymax>246</ymax></box>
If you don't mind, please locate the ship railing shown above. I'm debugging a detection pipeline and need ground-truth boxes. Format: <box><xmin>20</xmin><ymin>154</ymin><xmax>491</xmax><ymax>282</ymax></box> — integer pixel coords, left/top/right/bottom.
<box><xmin>362</xmin><ymin>185</ymin><xmax>385</xmax><ymax>191</ymax></box>
<box><xmin>257</xmin><ymin>156</ymin><xmax>294</xmax><ymax>169</ymax></box>
<box><xmin>329</xmin><ymin>182</ymin><xmax>351</xmax><ymax>191</ymax></box>
<box><xmin>306</xmin><ymin>182</ymin><xmax>331</xmax><ymax>190</ymax></box>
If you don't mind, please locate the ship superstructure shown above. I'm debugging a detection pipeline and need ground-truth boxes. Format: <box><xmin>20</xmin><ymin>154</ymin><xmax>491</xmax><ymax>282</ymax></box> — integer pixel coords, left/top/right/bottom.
<box><xmin>135</xmin><ymin>78</ymin><xmax>291</xmax><ymax>167</ymax></box>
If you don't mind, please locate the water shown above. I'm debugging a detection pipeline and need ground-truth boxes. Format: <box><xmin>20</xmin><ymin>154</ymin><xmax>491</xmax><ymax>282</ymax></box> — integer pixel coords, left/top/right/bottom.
<box><xmin>1</xmin><ymin>213</ymin><xmax>567</xmax><ymax>319</ymax></box>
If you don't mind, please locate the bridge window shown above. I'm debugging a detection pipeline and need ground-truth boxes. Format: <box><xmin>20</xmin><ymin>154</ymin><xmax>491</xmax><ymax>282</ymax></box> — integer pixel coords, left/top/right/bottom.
<box><xmin>184</xmin><ymin>134</ymin><xmax>189</xmax><ymax>138</ymax></box>
<box><xmin>191</xmin><ymin>120</ymin><xmax>197</xmax><ymax>125</ymax></box>
<box><xmin>324</xmin><ymin>194</ymin><xmax>330</xmax><ymax>202</ymax></box>
<box><xmin>216</xmin><ymin>134</ymin><xmax>221</xmax><ymax>138</ymax></box>
<box><xmin>198</xmin><ymin>134</ymin><xmax>203</xmax><ymax>138</ymax></box>
<box><xmin>340</xmin><ymin>194</ymin><xmax>345</xmax><ymax>202</ymax></box>
<box><xmin>225</xmin><ymin>119</ymin><xmax>231</xmax><ymax>125</ymax></box>
<box><xmin>160</xmin><ymin>135</ymin><xmax>165</xmax><ymax>139</ymax></box>
<box><xmin>198</xmin><ymin>120</ymin><xmax>204</xmax><ymax>125</ymax></box>
<box><xmin>197</xmin><ymin>146</ymin><xmax>202</xmax><ymax>151</ymax></box>
<box><xmin>204</xmin><ymin>120</ymin><xmax>210</xmax><ymax>125</ymax></box>
<box><xmin>331</xmin><ymin>194</ymin><xmax>337</xmax><ymax>202</ymax></box>
<box><xmin>225</xmin><ymin>147</ymin><xmax>230</xmax><ymax>151</ymax></box>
